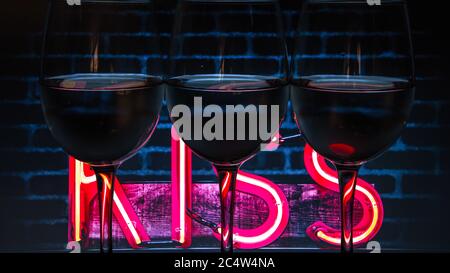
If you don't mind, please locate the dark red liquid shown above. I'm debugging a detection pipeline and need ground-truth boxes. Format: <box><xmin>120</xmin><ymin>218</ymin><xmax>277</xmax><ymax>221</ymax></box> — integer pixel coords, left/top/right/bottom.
<box><xmin>41</xmin><ymin>74</ymin><xmax>163</xmax><ymax>166</ymax></box>
<box><xmin>166</xmin><ymin>74</ymin><xmax>288</xmax><ymax>165</ymax></box>
<box><xmin>291</xmin><ymin>75</ymin><xmax>414</xmax><ymax>164</ymax></box>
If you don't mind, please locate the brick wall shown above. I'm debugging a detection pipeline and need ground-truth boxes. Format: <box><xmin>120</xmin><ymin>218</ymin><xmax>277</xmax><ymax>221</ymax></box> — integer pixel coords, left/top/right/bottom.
<box><xmin>0</xmin><ymin>0</ymin><xmax>449</xmax><ymax>251</ymax></box>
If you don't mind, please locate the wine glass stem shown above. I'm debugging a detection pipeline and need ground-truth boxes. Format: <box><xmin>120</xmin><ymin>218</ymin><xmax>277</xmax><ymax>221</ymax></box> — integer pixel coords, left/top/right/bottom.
<box><xmin>335</xmin><ymin>164</ymin><xmax>360</xmax><ymax>253</ymax></box>
<box><xmin>92</xmin><ymin>165</ymin><xmax>118</xmax><ymax>254</ymax></box>
<box><xmin>215</xmin><ymin>165</ymin><xmax>239</xmax><ymax>253</ymax></box>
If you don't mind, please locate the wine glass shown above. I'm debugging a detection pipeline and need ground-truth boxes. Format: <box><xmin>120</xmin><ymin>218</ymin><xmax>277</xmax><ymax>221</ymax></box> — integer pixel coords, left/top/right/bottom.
<box><xmin>291</xmin><ymin>0</ymin><xmax>415</xmax><ymax>252</ymax></box>
<box><xmin>40</xmin><ymin>0</ymin><xmax>163</xmax><ymax>253</ymax></box>
<box><xmin>166</xmin><ymin>0</ymin><xmax>289</xmax><ymax>253</ymax></box>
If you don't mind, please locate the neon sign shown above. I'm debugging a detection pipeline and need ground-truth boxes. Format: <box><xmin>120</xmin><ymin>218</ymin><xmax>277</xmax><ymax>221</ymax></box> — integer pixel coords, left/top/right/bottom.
<box><xmin>218</xmin><ymin>170</ymin><xmax>289</xmax><ymax>249</ymax></box>
<box><xmin>68</xmin><ymin>128</ymin><xmax>384</xmax><ymax>249</ymax></box>
<box><xmin>304</xmin><ymin>144</ymin><xmax>384</xmax><ymax>246</ymax></box>
<box><xmin>170</xmin><ymin>127</ymin><xmax>289</xmax><ymax>249</ymax></box>
<box><xmin>171</xmin><ymin>128</ymin><xmax>192</xmax><ymax>247</ymax></box>
<box><xmin>68</xmin><ymin>159</ymin><xmax>148</xmax><ymax>248</ymax></box>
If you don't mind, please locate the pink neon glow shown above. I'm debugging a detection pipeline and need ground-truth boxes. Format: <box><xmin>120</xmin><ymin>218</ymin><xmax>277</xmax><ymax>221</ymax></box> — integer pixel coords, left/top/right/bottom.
<box><xmin>68</xmin><ymin>157</ymin><xmax>149</xmax><ymax>248</ymax></box>
<box><xmin>171</xmin><ymin>126</ymin><xmax>289</xmax><ymax>249</ymax></box>
<box><xmin>171</xmin><ymin>127</ymin><xmax>192</xmax><ymax>247</ymax></box>
<box><xmin>69</xmin><ymin>129</ymin><xmax>383</xmax><ymax>249</ymax></box>
<box><xmin>220</xmin><ymin>172</ymin><xmax>231</xmax><ymax>199</ymax></box>
<box><xmin>303</xmin><ymin>144</ymin><xmax>384</xmax><ymax>247</ymax></box>
<box><xmin>211</xmin><ymin>170</ymin><xmax>289</xmax><ymax>249</ymax></box>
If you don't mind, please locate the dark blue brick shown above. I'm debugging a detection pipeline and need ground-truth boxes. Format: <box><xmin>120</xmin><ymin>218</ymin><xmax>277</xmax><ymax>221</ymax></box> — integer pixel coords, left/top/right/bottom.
<box><xmin>294</xmin><ymin>58</ymin><xmax>343</xmax><ymax>76</ymax></box>
<box><xmin>32</xmin><ymin>128</ymin><xmax>59</xmax><ymax>148</ymax></box>
<box><xmin>414</xmin><ymin>80</ymin><xmax>450</xmax><ymax>101</ymax></box>
<box><xmin>99</xmin><ymin>14</ymin><xmax>144</xmax><ymax>33</ymax></box>
<box><xmin>403</xmin><ymin>174</ymin><xmax>450</xmax><ymax>195</ymax></box>
<box><xmin>28</xmin><ymin>223</ymin><xmax>67</xmax><ymax>246</ymax></box>
<box><xmin>29</xmin><ymin>175</ymin><xmax>68</xmax><ymax>196</ymax></box>
<box><xmin>0</xmin><ymin>220</ymin><xmax>29</xmax><ymax>250</ymax></box>
<box><xmin>263</xmin><ymin>174</ymin><xmax>311</xmax><ymax>185</ymax></box>
<box><xmin>181</xmin><ymin>37</ymin><xmax>220</xmax><ymax>55</ymax></box>
<box><xmin>2</xmin><ymin>199</ymin><xmax>67</xmax><ymax>221</ymax></box>
<box><xmin>155</xmin><ymin>13</ymin><xmax>174</xmax><ymax>34</ymax></box>
<box><xmin>402</xmin><ymin>127</ymin><xmax>450</xmax><ymax>148</ymax></box>
<box><xmin>159</xmin><ymin>36</ymin><xmax>171</xmax><ymax>56</ymax></box>
<box><xmin>250</xmin><ymin>14</ymin><xmax>284</xmax><ymax>33</ymax></box>
<box><xmin>182</xmin><ymin>37</ymin><xmax>247</xmax><ymax>56</ymax></box>
<box><xmin>374</xmin><ymin>221</ymin><xmax>402</xmax><ymax>243</ymax></box>
<box><xmin>325</xmin><ymin>36</ymin><xmax>395</xmax><ymax>55</ymax></box>
<box><xmin>253</xmin><ymin>37</ymin><xmax>289</xmax><ymax>56</ymax></box>
<box><xmin>439</xmin><ymin>103</ymin><xmax>450</xmax><ymax>125</ymax></box>
<box><xmin>383</xmin><ymin>198</ymin><xmax>439</xmax><ymax>219</ymax></box>
<box><xmin>169</xmin><ymin>59</ymin><xmax>217</xmax><ymax>76</ymax></box>
<box><xmin>409</xmin><ymin>103</ymin><xmax>438</xmax><ymax>124</ymax></box>
<box><xmin>400</xmin><ymin>220</ymin><xmax>450</xmax><ymax>250</ymax></box>
<box><xmin>365</xmin><ymin>151</ymin><xmax>436</xmax><ymax>171</ymax></box>
<box><xmin>145</xmin><ymin>127</ymin><xmax>170</xmax><ymax>147</ymax></box>
<box><xmin>415</xmin><ymin>56</ymin><xmax>447</xmax><ymax>79</ymax></box>
<box><xmin>109</xmin><ymin>35</ymin><xmax>160</xmax><ymax>55</ymax></box>
<box><xmin>244</xmin><ymin>151</ymin><xmax>285</xmax><ymax>170</ymax></box>
<box><xmin>0</xmin><ymin>176</ymin><xmax>26</xmax><ymax>197</ymax></box>
<box><xmin>49</xmin><ymin>12</ymin><xmax>142</xmax><ymax>33</ymax></box>
<box><xmin>440</xmin><ymin>152</ymin><xmax>450</xmax><ymax>173</ymax></box>
<box><xmin>120</xmin><ymin>154</ymin><xmax>144</xmax><ymax>171</ymax></box>
<box><xmin>45</xmin><ymin>34</ymin><xmax>108</xmax><ymax>54</ymax></box>
<box><xmin>413</xmin><ymin>33</ymin><xmax>441</xmax><ymax>55</ymax></box>
<box><xmin>290</xmin><ymin>151</ymin><xmax>305</xmax><ymax>171</ymax></box>
<box><xmin>181</xmin><ymin>14</ymin><xmax>216</xmax><ymax>33</ymax></box>
<box><xmin>41</xmin><ymin>57</ymin><xmax>72</xmax><ymax>78</ymax></box>
<box><xmin>146</xmin><ymin>152</ymin><xmax>171</xmax><ymax>171</ymax></box>
<box><xmin>0</xmin><ymin>80</ymin><xmax>29</xmax><ymax>101</ymax></box>
<box><xmin>2</xmin><ymin>35</ymin><xmax>35</xmax><ymax>55</ymax></box>
<box><xmin>32</xmin><ymin>35</ymin><xmax>43</xmax><ymax>55</ymax></box>
<box><xmin>0</xmin><ymin>128</ymin><xmax>29</xmax><ymax>148</ymax></box>
<box><xmin>191</xmin><ymin>156</ymin><xmax>212</xmax><ymax>172</ymax></box>
<box><xmin>219</xmin><ymin>14</ymin><xmax>253</xmax><ymax>32</ymax></box>
<box><xmin>0</xmin><ymin>104</ymin><xmax>45</xmax><ymax>125</ymax></box>
<box><xmin>0</xmin><ymin>151</ymin><xmax>67</xmax><ymax>172</ymax></box>
<box><xmin>363</xmin><ymin>175</ymin><xmax>397</xmax><ymax>194</ymax></box>
<box><xmin>0</xmin><ymin>57</ymin><xmax>39</xmax><ymax>77</ymax></box>
<box><xmin>72</xmin><ymin>57</ymin><xmax>142</xmax><ymax>74</ymax></box>
<box><xmin>118</xmin><ymin>174</ymin><xmax>168</xmax><ymax>184</ymax></box>
<box><xmin>222</xmin><ymin>59</ymin><xmax>280</xmax><ymax>75</ymax></box>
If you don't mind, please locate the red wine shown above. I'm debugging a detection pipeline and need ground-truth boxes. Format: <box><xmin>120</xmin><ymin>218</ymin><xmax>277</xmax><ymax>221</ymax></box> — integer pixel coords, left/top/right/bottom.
<box><xmin>41</xmin><ymin>74</ymin><xmax>163</xmax><ymax>166</ymax></box>
<box><xmin>291</xmin><ymin>75</ymin><xmax>414</xmax><ymax>164</ymax></box>
<box><xmin>166</xmin><ymin>74</ymin><xmax>288</xmax><ymax>165</ymax></box>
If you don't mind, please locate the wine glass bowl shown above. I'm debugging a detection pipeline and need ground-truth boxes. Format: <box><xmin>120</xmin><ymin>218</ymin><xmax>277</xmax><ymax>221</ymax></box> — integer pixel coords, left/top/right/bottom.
<box><xmin>166</xmin><ymin>74</ymin><xmax>288</xmax><ymax>166</ymax></box>
<box><xmin>291</xmin><ymin>0</ymin><xmax>415</xmax><ymax>252</ymax></box>
<box><xmin>41</xmin><ymin>74</ymin><xmax>163</xmax><ymax>167</ymax></box>
<box><xmin>292</xmin><ymin>75</ymin><xmax>414</xmax><ymax>165</ymax></box>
